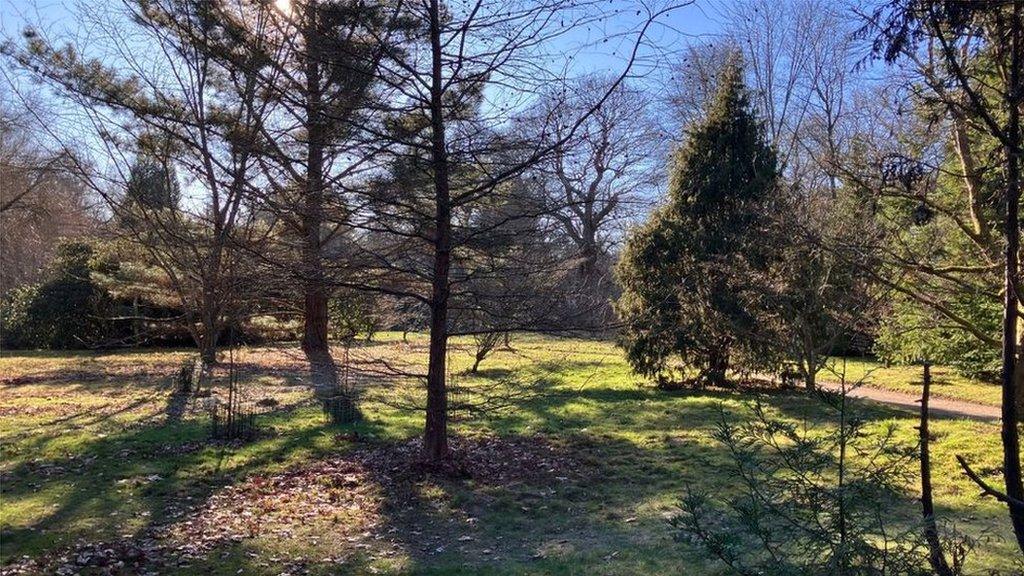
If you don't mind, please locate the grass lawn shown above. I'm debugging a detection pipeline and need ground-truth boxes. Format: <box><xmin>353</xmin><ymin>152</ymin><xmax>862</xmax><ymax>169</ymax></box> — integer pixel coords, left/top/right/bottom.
<box><xmin>0</xmin><ymin>334</ymin><xmax>1018</xmax><ymax>574</ymax></box>
<box><xmin>819</xmin><ymin>357</ymin><xmax>1003</xmax><ymax>407</ymax></box>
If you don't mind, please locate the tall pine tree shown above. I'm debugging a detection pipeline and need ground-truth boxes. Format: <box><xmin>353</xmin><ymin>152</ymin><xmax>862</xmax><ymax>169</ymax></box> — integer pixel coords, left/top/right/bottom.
<box><xmin>615</xmin><ymin>58</ymin><xmax>779</xmax><ymax>386</ymax></box>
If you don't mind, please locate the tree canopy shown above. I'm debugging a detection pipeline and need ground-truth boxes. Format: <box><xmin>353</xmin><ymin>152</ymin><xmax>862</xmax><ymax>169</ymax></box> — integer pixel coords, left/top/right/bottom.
<box><xmin>616</xmin><ymin>59</ymin><xmax>779</xmax><ymax>386</ymax></box>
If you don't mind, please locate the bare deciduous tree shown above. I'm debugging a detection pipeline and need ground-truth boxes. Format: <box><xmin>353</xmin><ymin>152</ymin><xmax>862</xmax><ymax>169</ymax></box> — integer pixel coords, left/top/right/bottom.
<box><xmin>0</xmin><ymin>91</ymin><xmax>99</xmax><ymax>294</ymax></box>
<box><xmin>529</xmin><ymin>77</ymin><xmax>662</xmax><ymax>286</ymax></box>
<box><xmin>335</xmin><ymin>0</ymin><xmax>686</xmax><ymax>461</ymax></box>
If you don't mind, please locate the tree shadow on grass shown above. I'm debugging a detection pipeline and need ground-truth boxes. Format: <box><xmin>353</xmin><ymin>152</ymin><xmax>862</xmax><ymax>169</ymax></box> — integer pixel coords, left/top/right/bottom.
<box><xmin>1</xmin><ymin>391</ymin><xmax>164</xmax><ymax>447</ymax></box>
<box><xmin>467</xmin><ymin>367</ymin><xmax>515</xmax><ymax>380</ymax></box>
<box><xmin>1</xmin><ymin>361</ymin><xmax>352</xmax><ymax>465</ymax></box>
<box><xmin>478</xmin><ymin>382</ymin><xmax>881</xmax><ymax>439</ymax></box>
<box><xmin>0</xmin><ymin>397</ymin><xmax>398</xmax><ymax>571</ymax></box>
<box><xmin>155</xmin><ymin>431</ymin><xmax>734</xmax><ymax>575</ymax></box>
<box><xmin>355</xmin><ymin>397</ymin><xmax>1011</xmax><ymax>574</ymax></box>
<box><xmin>0</xmin><ymin>374</ymin><xmax>757</xmax><ymax>573</ymax></box>
<box><xmin>1</xmin><ymin>366</ymin><xmax>1013</xmax><ymax>575</ymax></box>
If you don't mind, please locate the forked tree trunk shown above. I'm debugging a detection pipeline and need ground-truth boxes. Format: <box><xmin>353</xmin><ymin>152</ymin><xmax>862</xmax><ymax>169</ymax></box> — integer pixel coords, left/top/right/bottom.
<box><xmin>579</xmin><ymin>240</ymin><xmax>600</xmax><ymax>282</ymax></box>
<box><xmin>803</xmin><ymin>369</ymin><xmax>817</xmax><ymax>391</ymax></box>
<box><xmin>471</xmin><ymin>333</ymin><xmax>500</xmax><ymax>373</ymax></box>
<box><xmin>197</xmin><ymin>281</ymin><xmax>220</xmax><ymax>366</ymax></box>
<box><xmin>198</xmin><ymin>334</ymin><xmax>218</xmax><ymax>367</ymax></box>
<box><xmin>423</xmin><ymin>0</ymin><xmax>451</xmax><ymax>463</ymax></box>
<box><xmin>802</xmin><ymin>329</ymin><xmax>817</xmax><ymax>390</ymax></box>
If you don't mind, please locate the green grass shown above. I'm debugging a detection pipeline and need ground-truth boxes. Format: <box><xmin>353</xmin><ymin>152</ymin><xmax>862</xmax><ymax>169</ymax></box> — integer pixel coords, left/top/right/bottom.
<box><xmin>818</xmin><ymin>357</ymin><xmax>1003</xmax><ymax>407</ymax></box>
<box><xmin>0</xmin><ymin>335</ymin><xmax>1018</xmax><ymax>574</ymax></box>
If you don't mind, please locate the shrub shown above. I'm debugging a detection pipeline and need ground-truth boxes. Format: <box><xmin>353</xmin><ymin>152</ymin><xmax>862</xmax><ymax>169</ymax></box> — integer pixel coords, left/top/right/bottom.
<box><xmin>329</xmin><ymin>291</ymin><xmax>382</xmax><ymax>342</ymax></box>
<box><xmin>875</xmin><ymin>290</ymin><xmax>1001</xmax><ymax>379</ymax></box>
<box><xmin>1</xmin><ymin>241</ymin><xmax>114</xmax><ymax>349</ymax></box>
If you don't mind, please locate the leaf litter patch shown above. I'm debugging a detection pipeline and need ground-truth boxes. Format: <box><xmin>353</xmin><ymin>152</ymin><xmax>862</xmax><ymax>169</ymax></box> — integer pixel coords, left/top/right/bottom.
<box><xmin>1</xmin><ymin>434</ymin><xmax>580</xmax><ymax>575</ymax></box>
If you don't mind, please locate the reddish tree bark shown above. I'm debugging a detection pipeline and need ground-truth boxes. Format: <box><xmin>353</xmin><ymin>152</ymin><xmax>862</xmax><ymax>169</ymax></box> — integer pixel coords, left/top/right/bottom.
<box><xmin>299</xmin><ymin>0</ymin><xmax>330</xmax><ymax>360</ymax></box>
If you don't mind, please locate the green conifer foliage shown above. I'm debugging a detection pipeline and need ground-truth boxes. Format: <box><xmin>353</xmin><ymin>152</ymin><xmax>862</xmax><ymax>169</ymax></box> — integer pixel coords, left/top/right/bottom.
<box><xmin>615</xmin><ymin>59</ymin><xmax>779</xmax><ymax>385</ymax></box>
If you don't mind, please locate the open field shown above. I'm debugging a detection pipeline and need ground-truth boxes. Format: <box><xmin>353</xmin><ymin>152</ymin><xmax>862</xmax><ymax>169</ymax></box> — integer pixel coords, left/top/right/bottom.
<box><xmin>0</xmin><ymin>334</ymin><xmax>1017</xmax><ymax>574</ymax></box>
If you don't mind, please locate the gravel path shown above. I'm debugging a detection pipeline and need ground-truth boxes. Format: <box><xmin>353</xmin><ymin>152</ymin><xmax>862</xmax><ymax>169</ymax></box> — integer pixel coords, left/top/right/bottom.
<box><xmin>819</xmin><ymin>382</ymin><xmax>1001</xmax><ymax>422</ymax></box>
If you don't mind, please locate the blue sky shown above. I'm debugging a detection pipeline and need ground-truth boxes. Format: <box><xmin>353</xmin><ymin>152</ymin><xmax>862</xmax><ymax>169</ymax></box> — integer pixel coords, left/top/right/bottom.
<box><xmin>1</xmin><ymin>0</ymin><xmax>81</xmax><ymax>41</ymax></box>
<box><xmin>0</xmin><ymin>0</ymin><xmax>726</xmax><ymax>34</ymax></box>
<box><xmin>0</xmin><ymin>0</ymin><xmax>852</xmax><ymax>212</ymax></box>
<box><xmin>0</xmin><ymin>0</ymin><xmax>730</xmax><ymax>149</ymax></box>
<box><xmin>1</xmin><ymin>0</ymin><xmax>728</xmax><ymax>72</ymax></box>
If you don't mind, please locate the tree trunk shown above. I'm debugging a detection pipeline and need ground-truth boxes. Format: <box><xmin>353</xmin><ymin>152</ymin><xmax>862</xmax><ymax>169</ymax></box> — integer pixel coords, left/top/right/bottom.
<box><xmin>1000</xmin><ymin>1</ymin><xmax>1024</xmax><ymax>552</ymax></box>
<box><xmin>803</xmin><ymin>369</ymin><xmax>816</xmax><ymax>391</ymax></box>
<box><xmin>300</xmin><ymin>0</ymin><xmax>330</xmax><ymax>360</ymax></box>
<box><xmin>198</xmin><ymin>322</ymin><xmax>218</xmax><ymax>367</ymax></box>
<box><xmin>132</xmin><ymin>295</ymin><xmax>141</xmax><ymax>343</ymax></box>
<box><xmin>705</xmin><ymin>344</ymin><xmax>730</xmax><ymax>387</ymax></box>
<box><xmin>920</xmin><ymin>363</ymin><xmax>955</xmax><ymax>576</ymax></box>
<box><xmin>423</xmin><ymin>0</ymin><xmax>451</xmax><ymax>463</ymax></box>
<box><xmin>1017</xmin><ymin>345</ymin><xmax>1024</xmax><ymax>422</ymax></box>
<box><xmin>198</xmin><ymin>341</ymin><xmax>217</xmax><ymax>366</ymax></box>
<box><xmin>301</xmin><ymin>263</ymin><xmax>329</xmax><ymax>357</ymax></box>
<box><xmin>805</xmin><ymin>330</ymin><xmax>817</xmax><ymax>390</ymax></box>
<box><xmin>424</xmin><ymin>294</ymin><xmax>450</xmax><ymax>461</ymax></box>
<box><xmin>579</xmin><ymin>240</ymin><xmax>600</xmax><ymax>282</ymax></box>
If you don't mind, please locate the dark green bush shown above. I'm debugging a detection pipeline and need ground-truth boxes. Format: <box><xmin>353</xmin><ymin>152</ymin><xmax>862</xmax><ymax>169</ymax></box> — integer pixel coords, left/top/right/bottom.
<box><xmin>1</xmin><ymin>241</ymin><xmax>115</xmax><ymax>349</ymax></box>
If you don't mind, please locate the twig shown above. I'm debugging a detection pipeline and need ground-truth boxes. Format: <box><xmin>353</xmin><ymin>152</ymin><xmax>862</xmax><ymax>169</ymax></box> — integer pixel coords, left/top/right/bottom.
<box><xmin>956</xmin><ymin>455</ymin><xmax>1024</xmax><ymax>511</ymax></box>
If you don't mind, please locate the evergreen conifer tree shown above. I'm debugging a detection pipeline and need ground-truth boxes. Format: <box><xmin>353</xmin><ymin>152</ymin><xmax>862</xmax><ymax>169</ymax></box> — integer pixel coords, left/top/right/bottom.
<box><xmin>616</xmin><ymin>58</ymin><xmax>779</xmax><ymax>386</ymax></box>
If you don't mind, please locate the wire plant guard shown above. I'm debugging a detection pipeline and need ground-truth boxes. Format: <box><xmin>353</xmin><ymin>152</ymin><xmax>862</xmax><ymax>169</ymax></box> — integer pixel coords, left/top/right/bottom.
<box><xmin>446</xmin><ymin>344</ymin><xmax>468</xmax><ymax>422</ymax></box>
<box><xmin>175</xmin><ymin>354</ymin><xmax>207</xmax><ymax>394</ymax></box>
<box><xmin>210</xmin><ymin>337</ymin><xmax>258</xmax><ymax>440</ymax></box>
<box><xmin>322</xmin><ymin>343</ymin><xmax>361</xmax><ymax>425</ymax></box>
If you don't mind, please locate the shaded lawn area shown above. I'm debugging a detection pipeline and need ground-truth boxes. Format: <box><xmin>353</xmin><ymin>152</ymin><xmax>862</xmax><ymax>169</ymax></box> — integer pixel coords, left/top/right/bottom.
<box><xmin>819</xmin><ymin>357</ymin><xmax>1003</xmax><ymax>407</ymax></box>
<box><xmin>0</xmin><ymin>334</ymin><xmax>1017</xmax><ymax>574</ymax></box>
